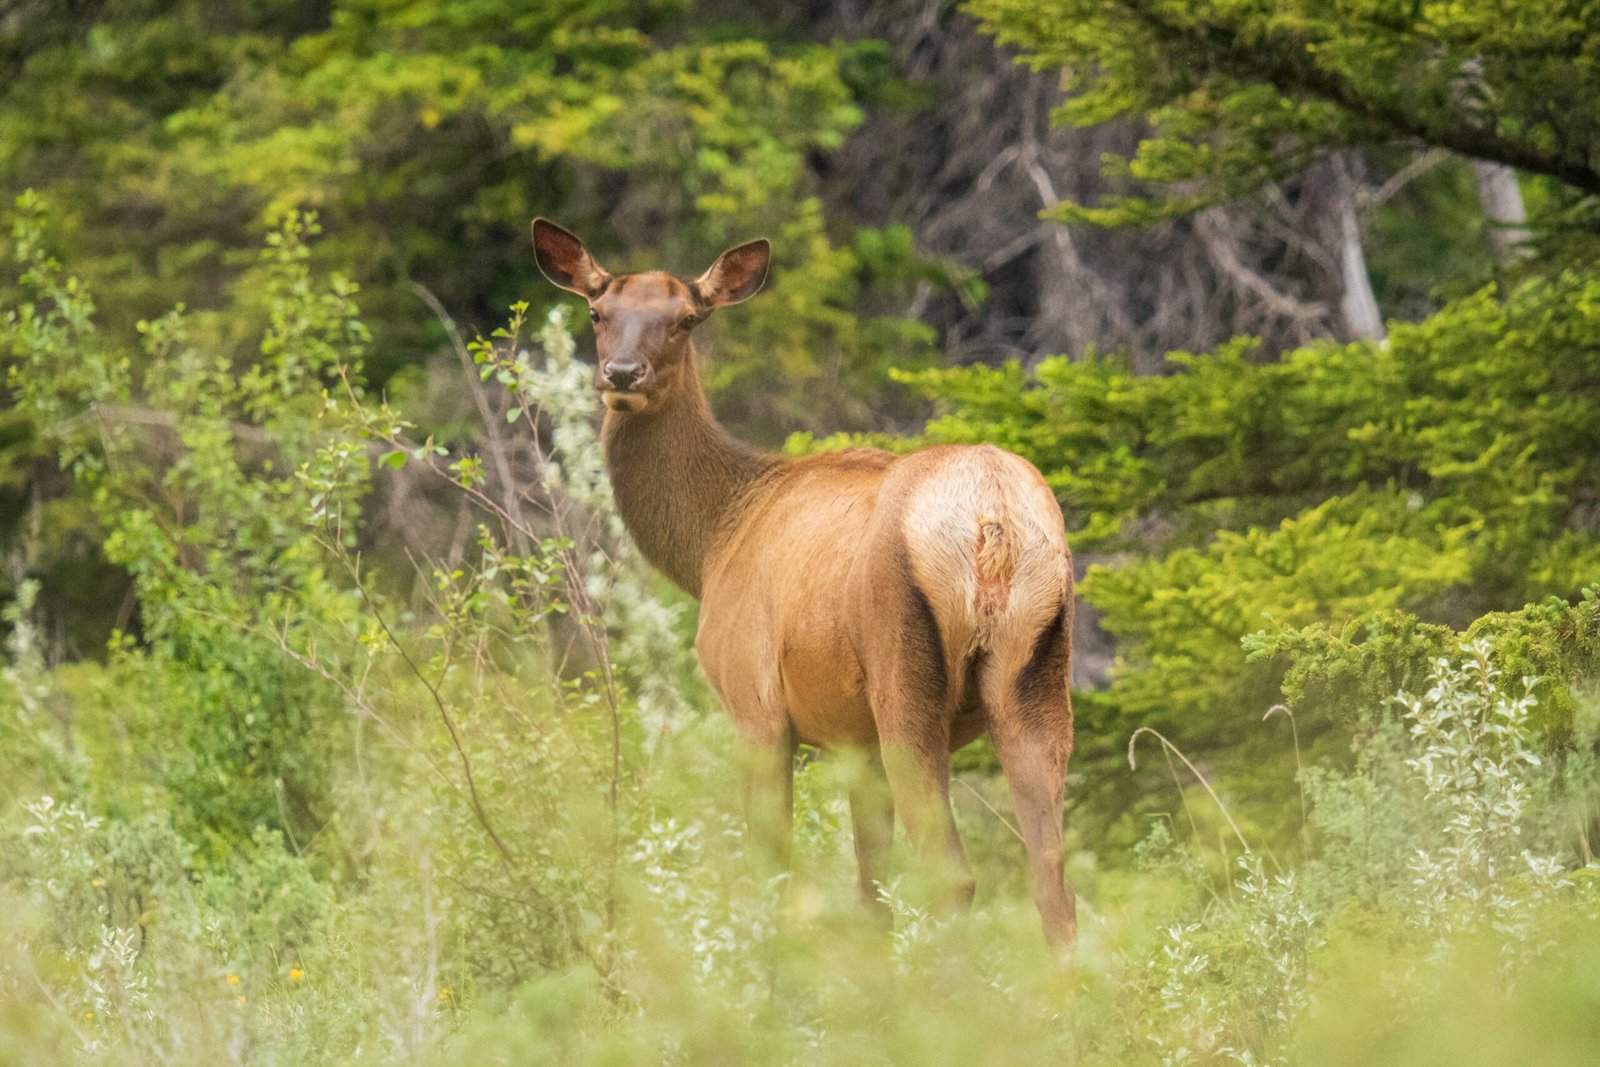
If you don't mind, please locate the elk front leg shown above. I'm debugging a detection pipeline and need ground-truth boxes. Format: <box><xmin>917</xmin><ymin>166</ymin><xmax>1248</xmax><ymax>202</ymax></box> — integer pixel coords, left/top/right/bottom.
<box><xmin>847</xmin><ymin>752</ymin><xmax>895</xmax><ymax>923</ymax></box>
<box><xmin>734</xmin><ymin>722</ymin><xmax>796</xmax><ymax>877</ymax></box>
<box><xmin>875</xmin><ymin>711</ymin><xmax>975</xmax><ymax>915</ymax></box>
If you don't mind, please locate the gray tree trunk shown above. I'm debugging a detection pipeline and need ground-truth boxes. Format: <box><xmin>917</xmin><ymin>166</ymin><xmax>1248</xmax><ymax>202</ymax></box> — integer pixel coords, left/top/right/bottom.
<box><xmin>1471</xmin><ymin>160</ymin><xmax>1532</xmax><ymax>265</ymax></box>
<box><xmin>1337</xmin><ymin>171</ymin><xmax>1386</xmax><ymax>342</ymax></box>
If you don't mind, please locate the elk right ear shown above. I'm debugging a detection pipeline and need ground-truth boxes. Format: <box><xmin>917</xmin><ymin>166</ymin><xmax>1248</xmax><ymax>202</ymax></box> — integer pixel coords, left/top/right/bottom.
<box><xmin>531</xmin><ymin>218</ymin><xmax>610</xmax><ymax>298</ymax></box>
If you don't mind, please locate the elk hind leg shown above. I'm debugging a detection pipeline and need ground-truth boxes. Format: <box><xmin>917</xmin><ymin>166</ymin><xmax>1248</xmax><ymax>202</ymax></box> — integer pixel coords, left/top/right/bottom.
<box><xmin>985</xmin><ymin>607</ymin><xmax>1077</xmax><ymax>949</ymax></box>
<box><xmin>870</xmin><ymin>605</ymin><xmax>974</xmax><ymax>912</ymax></box>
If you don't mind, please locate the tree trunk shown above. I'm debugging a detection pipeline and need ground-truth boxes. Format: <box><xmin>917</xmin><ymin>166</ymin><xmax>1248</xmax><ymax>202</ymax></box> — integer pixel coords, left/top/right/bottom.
<box><xmin>1337</xmin><ymin>156</ymin><xmax>1388</xmax><ymax>340</ymax></box>
<box><xmin>1471</xmin><ymin>160</ymin><xmax>1532</xmax><ymax>265</ymax></box>
<box><xmin>1338</xmin><ymin>194</ymin><xmax>1385</xmax><ymax>342</ymax></box>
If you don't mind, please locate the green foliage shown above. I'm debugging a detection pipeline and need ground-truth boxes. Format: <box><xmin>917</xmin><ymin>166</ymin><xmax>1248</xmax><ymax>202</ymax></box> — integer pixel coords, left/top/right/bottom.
<box><xmin>966</xmin><ymin>0</ymin><xmax>1600</xmax><ymax>224</ymax></box>
<box><xmin>0</xmin><ymin>0</ymin><xmax>947</xmax><ymax>438</ymax></box>
<box><xmin>1364</xmin><ymin>152</ymin><xmax>1501</xmax><ymax>320</ymax></box>
<box><xmin>3</xmin><ymin>198</ymin><xmax>371</xmax><ymax>850</ymax></box>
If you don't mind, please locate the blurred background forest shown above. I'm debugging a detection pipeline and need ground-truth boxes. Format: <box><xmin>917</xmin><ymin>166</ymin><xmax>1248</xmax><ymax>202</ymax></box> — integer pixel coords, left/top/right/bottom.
<box><xmin>1</xmin><ymin>1</ymin><xmax>1598</xmax><ymax>1064</ymax></box>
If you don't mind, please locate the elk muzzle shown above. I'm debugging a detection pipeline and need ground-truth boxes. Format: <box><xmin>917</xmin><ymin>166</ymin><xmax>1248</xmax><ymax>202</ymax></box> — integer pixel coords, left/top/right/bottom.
<box><xmin>596</xmin><ymin>356</ymin><xmax>654</xmax><ymax>412</ymax></box>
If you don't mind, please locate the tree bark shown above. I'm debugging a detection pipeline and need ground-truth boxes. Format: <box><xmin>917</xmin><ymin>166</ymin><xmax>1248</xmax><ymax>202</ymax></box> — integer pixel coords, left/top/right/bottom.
<box><xmin>1334</xmin><ymin>154</ymin><xmax>1385</xmax><ymax>342</ymax></box>
<box><xmin>1338</xmin><ymin>197</ymin><xmax>1384</xmax><ymax>342</ymax></box>
<box><xmin>1471</xmin><ymin>160</ymin><xmax>1532</xmax><ymax>266</ymax></box>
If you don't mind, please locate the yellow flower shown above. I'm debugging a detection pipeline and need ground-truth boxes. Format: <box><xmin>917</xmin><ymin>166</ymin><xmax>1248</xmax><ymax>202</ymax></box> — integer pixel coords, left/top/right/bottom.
<box><xmin>437</xmin><ymin>987</ymin><xmax>452</xmax><ymax>1001</ymax></box>
<box><xmin>226</xmin><ymin>973</ymin><xmax>240</xmax><ymax>986</ymax></box>
<box><xmin>289</xmin><ymin>967</ymin><xmax>305</xmax><ymax>982</ymax></box>
<box><xmin>82</xmin><ymin>1010</ymin><xmax>94</xmax><ymax>1021</ymax></box>
<box><xmin>90</xmin><ymin>878</ymin><xmax>103</xmax><ymax>888</ymax></box>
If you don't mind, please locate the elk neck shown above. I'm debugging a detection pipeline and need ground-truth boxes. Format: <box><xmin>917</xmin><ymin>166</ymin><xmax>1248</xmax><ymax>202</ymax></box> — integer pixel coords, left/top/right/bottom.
<box><xmin>600</xmin><ymin>344</ymin><xmax>778</xmax><ymax>598</ymax></box>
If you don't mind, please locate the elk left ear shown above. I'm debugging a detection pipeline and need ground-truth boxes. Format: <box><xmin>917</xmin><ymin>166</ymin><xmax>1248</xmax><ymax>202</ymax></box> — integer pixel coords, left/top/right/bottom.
<box><xmin>693</xmin><ymin>239</ymin><xmax>771</xmax><ymax>308</ymax></box>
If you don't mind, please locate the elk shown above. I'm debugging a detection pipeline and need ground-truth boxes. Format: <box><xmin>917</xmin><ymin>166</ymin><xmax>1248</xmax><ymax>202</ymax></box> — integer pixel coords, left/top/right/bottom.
<box><xmin>532</xmin><ymin>219</ymin><xmax>1078</xmax><ymax>947</ymax></box>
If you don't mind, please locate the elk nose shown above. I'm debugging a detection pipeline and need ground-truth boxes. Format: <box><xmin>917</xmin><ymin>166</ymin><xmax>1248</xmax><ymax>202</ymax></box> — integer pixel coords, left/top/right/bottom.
<box><xmin>604</xmin><ymin>361</ymin><xmax>645</xmax><ymax>390</ymax></box>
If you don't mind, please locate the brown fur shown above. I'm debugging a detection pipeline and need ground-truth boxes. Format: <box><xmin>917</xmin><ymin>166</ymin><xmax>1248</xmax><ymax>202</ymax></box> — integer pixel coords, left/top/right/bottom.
<box><xmin>532</xmin><ymin>219</ymin><xmax>1078</xmax><ymax>947</ymax></box>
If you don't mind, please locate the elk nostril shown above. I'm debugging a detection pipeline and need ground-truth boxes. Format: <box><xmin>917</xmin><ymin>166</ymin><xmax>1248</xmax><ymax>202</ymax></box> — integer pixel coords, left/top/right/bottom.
<box><xmin>605</xmin><ymin>363</ymin><xmax>644</xmax><ymax>389</ymax></box>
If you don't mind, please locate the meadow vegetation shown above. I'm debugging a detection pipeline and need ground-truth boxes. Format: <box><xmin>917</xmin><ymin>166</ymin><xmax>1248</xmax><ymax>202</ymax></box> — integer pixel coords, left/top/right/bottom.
<box><xmin>1</xmin><ymin>202</ymin><xmax>1597</xmax><ymax>1065</ymax></box>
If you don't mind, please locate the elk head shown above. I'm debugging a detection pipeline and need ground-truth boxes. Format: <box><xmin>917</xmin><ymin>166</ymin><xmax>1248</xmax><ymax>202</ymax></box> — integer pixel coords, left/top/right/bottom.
<box><xmin>531</xmin><ymin>219</ymin><xmax>771</xmax><ymax>414</ymax></box>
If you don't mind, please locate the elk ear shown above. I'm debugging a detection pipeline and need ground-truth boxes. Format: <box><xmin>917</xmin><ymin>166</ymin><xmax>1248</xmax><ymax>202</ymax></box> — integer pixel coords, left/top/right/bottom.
<box><xmin>531</xmin><ymin>218</ymin><xmax>610</xmax><ymax>298</ymax></box>
<box><xmin>693</xmin><ymin>239</ymin><xmax>771</xmax><ymax>308</ymax></box>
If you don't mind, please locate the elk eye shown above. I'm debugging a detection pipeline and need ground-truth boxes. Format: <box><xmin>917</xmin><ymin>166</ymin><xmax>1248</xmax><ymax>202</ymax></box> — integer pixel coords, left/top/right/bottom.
<box><xmin>588</xmin><ymin>306</ymin><xmax>600</xmax><ymax>323</ymax></box>
<box><xmin>678</xmin><ymin>313</ymin><xmax>698</xmax><ymax>331</ymax></box>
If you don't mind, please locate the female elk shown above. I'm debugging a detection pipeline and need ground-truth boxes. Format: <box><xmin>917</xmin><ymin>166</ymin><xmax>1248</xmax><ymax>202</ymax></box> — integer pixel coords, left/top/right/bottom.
<box><xmin>532</xmin><ymin>219</ymin><xmax>1078</xmax><ymax>946</ymax></box>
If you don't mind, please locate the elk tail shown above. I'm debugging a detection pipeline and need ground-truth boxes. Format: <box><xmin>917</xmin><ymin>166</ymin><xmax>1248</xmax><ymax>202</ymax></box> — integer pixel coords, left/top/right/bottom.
<box><xmin>974</xmin><ymin>514</ymin><xmax>1016</xmax><ymax>622</ymax></box>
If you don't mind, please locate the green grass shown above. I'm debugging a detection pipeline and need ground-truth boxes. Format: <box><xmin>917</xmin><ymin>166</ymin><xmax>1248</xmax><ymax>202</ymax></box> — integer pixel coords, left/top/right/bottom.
<box><xmin>2</xmin><ymin>644</ymin><xmax>1597</xmax><ymax>1066</ymax></box>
